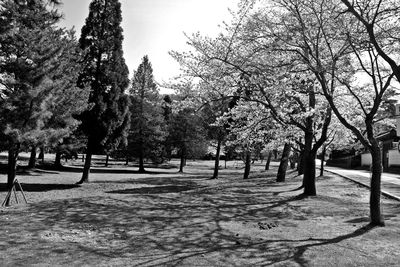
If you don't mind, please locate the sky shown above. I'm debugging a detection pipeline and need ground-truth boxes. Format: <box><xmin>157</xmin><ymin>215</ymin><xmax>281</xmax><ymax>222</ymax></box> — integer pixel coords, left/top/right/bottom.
<box><xmin>58</xmin><ymin>0</ymin><xmax>238</xmax><ymax>93</ymax></box>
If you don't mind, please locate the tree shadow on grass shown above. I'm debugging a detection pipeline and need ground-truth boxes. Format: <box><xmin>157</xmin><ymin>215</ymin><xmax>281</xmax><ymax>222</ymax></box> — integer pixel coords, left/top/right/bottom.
<box><xmin>291</xmin><ymin>224</ymin><xmax>375</xmax><ymax>267</ymax></box>
<box><xmin>106</xmin><ymin>185</ymin><xmax>195</xmax><ymax>194</ymax></box>
<box><xmin>0</xmin><ymin>174</ymin><xmax>394</xmax><ymax>266</ymax></box>
<box><xmin>0</xmin><ymin>183</ymin><xmax>80</xmax><ymax>192</ymax></box>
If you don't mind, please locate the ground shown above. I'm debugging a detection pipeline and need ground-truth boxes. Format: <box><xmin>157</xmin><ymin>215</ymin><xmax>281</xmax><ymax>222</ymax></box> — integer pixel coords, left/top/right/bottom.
<box><xmin>0</xmin><ymin>159</ymin><xmax>400</xmax><ymax>266</ymax></box>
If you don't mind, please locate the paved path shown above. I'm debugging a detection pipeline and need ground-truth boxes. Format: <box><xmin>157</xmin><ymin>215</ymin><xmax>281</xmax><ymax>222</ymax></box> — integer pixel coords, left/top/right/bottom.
<box><xmin>325</xmin><ymin>166</ymin><xmax>400</xmax><ymax>201</ymax></box>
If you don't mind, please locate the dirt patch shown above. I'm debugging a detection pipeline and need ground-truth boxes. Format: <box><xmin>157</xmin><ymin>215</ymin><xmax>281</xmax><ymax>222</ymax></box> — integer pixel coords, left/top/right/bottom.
<box><xmin>0</xmin><ymin>160</ymin><xmax>399</xmax><ymax>266</ymax></box>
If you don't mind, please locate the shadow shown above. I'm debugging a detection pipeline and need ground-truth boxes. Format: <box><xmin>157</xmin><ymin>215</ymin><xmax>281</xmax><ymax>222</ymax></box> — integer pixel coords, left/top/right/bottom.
<box><xmin>0</xmin><ymin>183</ymin><xmax>80</xmax><ymax>192</ymax></box>
<box><xmin>93</xmin><ymin>175</ymin><xmax>208</xmax><ymax>188</ymax></box>
<box><xmin>106</xmin><ymin>185</ymin><xmax>195</xmax><ymax>194</ymax></box>
<box><xmin>292</xmin><ymin>224</ymin><xmax>375</xmax><ymax>267</ymax></box>
<box><xmin>0</xmin><ymin>164</ymin><xmax>396</xmax><ymax>266</ymax></box>
<box><xmin>54</xmin><ymin>165</ymin><xmax>175</xmax><ymax>174</ymax></box>
<box><xmin>272</xmin><ymin>186</ymin><xmax>304</xmax><ymax>196</ymax></box>
<box><xmin>345</xmin><ymin>217</ymin><xmax>370</xmax><ymax>223</ymax></box>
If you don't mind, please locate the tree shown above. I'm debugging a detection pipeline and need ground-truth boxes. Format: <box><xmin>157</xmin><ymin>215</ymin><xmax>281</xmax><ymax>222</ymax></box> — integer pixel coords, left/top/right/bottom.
<box><xmin>340</xmin><ymin>0</ymin><xmax>400</xmax><ymax>82</ymax></box>
<box><xmin>77</xmin><ymin>0</ymin><xmax>130</xmax><ymax>184</ymax></box>
<box><xmin>276</xmin><ymin>143</ymin><xmax>291</xmax><ymax>182</ymax></box>
<box><xmin>168</xmin><ymin>107</ymin><xmax>207</xmax><ymax>173</ymax></box>
<box><xmin>172</xmin><ymin>6</ymin><xmax>332</xmax><ymax>191</ymax></box>
<box><xmin>198</xmin><ymin>90</ymin><xmax>230</xmax><ymax>179</ymax></box>
<box><xmin>263</xmin><ymin>0</ymin><xmax>398</xmax><ymax>225</ymax></box>
<box><xmin>0</xmin><ymin>0</ymin><xmax>73</xmax><ymax>201</ymax></box>
<box><xmin>30</xmin><ymin>29</ymin><xmax>88</xmax><ymax>169</ymax></box>
<box><xmin>128</xmin><ymin>55</ymin><xmax>166</xmax><ymax>172</ymax></box>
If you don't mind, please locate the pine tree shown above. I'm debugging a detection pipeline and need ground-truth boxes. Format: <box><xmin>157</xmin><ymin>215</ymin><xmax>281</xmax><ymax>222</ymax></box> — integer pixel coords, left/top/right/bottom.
<box><xmin>77</xmin><ymin>0</ymin><xmax>130</xmax><ymax>183</ymax></box>
<box><xmin>128</xmin><ymin>55</ymin><xmax>166</xmax><ymax>172</ymax></box>
<box><xmin>0</xmin><ymin>0</ymin><xmax>67</xmax><ymax>199</ymax></box>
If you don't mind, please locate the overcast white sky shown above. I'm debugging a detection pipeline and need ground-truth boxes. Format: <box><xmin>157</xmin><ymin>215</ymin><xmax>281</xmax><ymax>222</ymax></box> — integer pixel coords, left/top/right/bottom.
<box><xmin>58</xmin><ymin>0</ymin><xmax>237</xmax><ymax>92</ymax></box>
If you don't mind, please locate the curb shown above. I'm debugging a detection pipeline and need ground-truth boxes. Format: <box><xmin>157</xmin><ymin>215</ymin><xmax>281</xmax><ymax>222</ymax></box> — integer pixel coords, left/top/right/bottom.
<box><xmin>325</xmin><ymin>169</ymin><xmax>400</xmax><ymax>202</ymax></box>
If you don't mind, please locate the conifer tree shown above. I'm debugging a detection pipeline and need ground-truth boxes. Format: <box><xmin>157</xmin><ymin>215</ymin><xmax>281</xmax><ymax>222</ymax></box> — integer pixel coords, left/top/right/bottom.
<box><xmin>0</xmin><ymin>0</ymin><xmax>68</xmax><ymax>198</ymax></box>
<box><xmin>128</xmin><ymin>55</ymin><xmax>166</xmax><ymax>172</ymax></box>
<box><xmin>77</xmin><ymin>0</ymin><xmax>130</xmax><ymax>183</ymax></box>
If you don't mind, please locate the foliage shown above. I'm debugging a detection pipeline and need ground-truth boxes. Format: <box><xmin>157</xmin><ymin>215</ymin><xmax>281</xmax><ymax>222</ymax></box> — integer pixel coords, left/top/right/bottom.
<box><xmin>127</xmin><ymin>55</ymin><xmax>167</xmax><ymax>164</ymax></box>
<box><xmin>78</xmin><ymin>0</ymin><xmax>130</xmax><ymax>155</ymax></box>
<box><xmin>0</xmin><ymin>0</ymin><xmax>87</xmax><ymax>157</ymax></box>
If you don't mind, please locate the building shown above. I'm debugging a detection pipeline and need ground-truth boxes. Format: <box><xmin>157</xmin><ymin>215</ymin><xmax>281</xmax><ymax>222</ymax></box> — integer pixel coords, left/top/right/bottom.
<box><xmin>360</xmin><ymin>129</ymin><xmax>400</xmax><ymax>169</ymax></box>
<box><xmin>361</xmin><ymin>104</ymin><xmax>400</xmax><ymax>169</ymax></box>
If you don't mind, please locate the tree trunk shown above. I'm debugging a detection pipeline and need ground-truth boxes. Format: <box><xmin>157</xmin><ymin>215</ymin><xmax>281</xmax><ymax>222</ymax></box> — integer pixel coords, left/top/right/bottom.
<box><xmin>243</xmin><ymin>150</ymin><xmax>251</xmax><ymax>179</ymax></box>
<box><xmin>179</xmin><ymin>154</ymin><xmax>185</xmax><ymax>173</ymax></box>
<box><xmin>105</xmin><ymin>154</ymin><xmax>109</xmax><ymax>167</ymax></box>
<box><xmin>138</xmin><ymin>155</ymin><xmax>145</xmax><ymax>172</ymax></box>
<box><xmin>138</xmin><ymin>141</ymin><xmax>145</xmax><ymax>173</ymax></box>
<box><xmin>212</xmin><ymin>138</ymin><xmax>222</xmax><ymax>179</ymax></box>
<box><xmin>28</xmin><ymin>146</ymin><xmax>37</xmax><ymax>168</ymax></box>
<box><xmin>320</xmin><ymin>145</ymin><xmax>327</xmax><ymax>177</ymax></box>
<box><xmin>125</xmin><ymin>153</ymin><xmax>129</xmax><ymax>165</ymax></box>
<box><xmin>277</xmin><ymin>143</ymin><xmax>290</xmax><ymax>182</ymax></box>
<box><xmin>297</xmin><ymin>151</ymin><xmax>304</xmax><ymax>176</ymax></box>
<box><xmin>303</xmin><ymin>151</ymin><xmax>317</xmax><ymax>195</ymax></box>
<box><xmin>38</xmin><ymin>146</ymin><xmax>45</xmax><ymax>164</ymax></box>
<box><xmin>179</xmin><ymin>146</ymin><xmax>186</xmax><ymax>173</ymax></box>
<box><xmin>77</xmin><ymin>152</ymin><xmax>92</xmax><ymax>184</ymax></box>
<box><xmin>265</xmin><ymin>151</ymin><xmax>272</xmax><ymax>170</ymax></box>
<box><xmin>369</xmin><ymin>143</ymin><xmax>384</xmax><ymax>226</ymax></box>
<box><xmin>303</xmin><ymin>131</ymin><xmax>316</xmax><ymax>196</ymax></box>
<box><xmin>5</xmin><ymin>145</ymin><xmax>19</xmax><ymax>206</ymax></box>
<box><xmin>289</xmin><ymin>154</ymin><xmax>296</xmax><ymax>169</ymax></box>
<box><xmin>55</xmin><ymin>151</ymin><xmax>62</xmax><ymax>168</ymax></box>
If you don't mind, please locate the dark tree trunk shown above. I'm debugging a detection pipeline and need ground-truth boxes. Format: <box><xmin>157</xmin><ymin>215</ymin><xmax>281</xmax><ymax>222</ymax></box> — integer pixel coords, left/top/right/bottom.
<box><xmin>28</xmin><ymin>146</ymin><xmax>37</xmax><ymax>169</ymax></box>
<box><xmin>55</xmin><ymin>151</ymin><xmax>62</xmax><ymax>168</ymax></box>
<box><xmin>105</xmin><ymin>154</ymin><xmax>109</xmax><ymax>167</ymax></box>
<box><xmin>5</xmin><ymin>145</ymin><xmax>19</xmax><ymax>206</ymax></box>
<box><xmin>297</xmin><ymin>151</ymin><xmax>304</xmax><ymax>176</ymax></box>
<box><xmin>265</xmin><ymin>151</ymin><xmax>273</xmax><ymax>170</ymax></box>
<box><xmin>243</xmin><ymin>150</ymin><xmax>251</xmax><ymax>179</ymax></box>
<box><xmin>320</xmin><ymin>145</ymin><xmax>327</xmax><ymax>177</ymax></box>
<box><xmin>277</xmin><ymin>143</ymin><xmax>291</xmax><ymax>182</ymax></box>
<box><xmin>138</xmin><ymin>143</ymin><xmax>145</xmax><ymax>173</ymax></box>
<box><xmin>212</xmin><ymin>138</ymin><xmax>222</xmax><ymax>179</ymax></box>
<box><xmin>138</xmin><ymin>156</ymin><xmax>145</xmax><ymax>172</ymax></box>
<box><xmin>303</xmin><ymin>130</ymin><xmax>317</xmax><ymax>196</ymax></box>
<box><xmin>179</xmin><ymin>146</ymin><xmax>186</xmax><ymax>173</ymax></box>
<box><xmin>179</xmin><ymin>155</ymin><xmax>185</xmax><ymax>173</ymax></box>
<box><xmin>289</xmin><ymin>154</ymin><xmax>296</xmax><ymax>169</ymax></box>
<box><xmin>38</xmin><ymin>146</ymin><xmax>44</xmax><ymax>164</ymax></box>
<box><xmin>369</xmin><ymin>141</ymin><xmax>384</xmax><ymax>226</ymax></box>
<box><xmin>78</xmin><ymin>152</ymin><xmax>92</xmax><ymax>184</ymax></box>
<box><xmin>303</xmin><ymin>152</ymin><xmax>317</xmax><ymax>195</ymax></box>
<box><xmin>82</xmin><ymin>154</ymin><xmax>85</xmax><ymax>162</ymax></box>
<box><xmin>125</xmin><ymin>155</ymin><xmax>129</xmax><ymax>165</ymax></box>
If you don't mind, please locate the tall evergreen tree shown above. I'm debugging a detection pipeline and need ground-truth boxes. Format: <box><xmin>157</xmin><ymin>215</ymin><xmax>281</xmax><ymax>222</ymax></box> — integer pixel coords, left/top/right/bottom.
<box><xmin>77</xmin><ymin>0</ymin><xmax>130</xmax><ymax>183</ymax></box>
<box><xmin>0</xmin><ymin>0</ymin><xmax>69</xmax><ymax>199</ymax></box>
<box><xmin>28</xmin><ymin>29</ymin><xmax>89</xmax><ymax>169</ymax></box>
<box><xmin>128</xmin><ymin>55</ymin><xmax>166</xmax><ymax>172</ymax></box>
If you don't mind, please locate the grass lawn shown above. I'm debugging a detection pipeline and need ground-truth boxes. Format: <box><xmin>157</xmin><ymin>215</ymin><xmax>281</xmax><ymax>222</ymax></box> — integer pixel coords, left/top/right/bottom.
<box><xmin>0</xmin><ymin>160</ymin><xmax>399</xmax><ymax>266</ymax></box>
